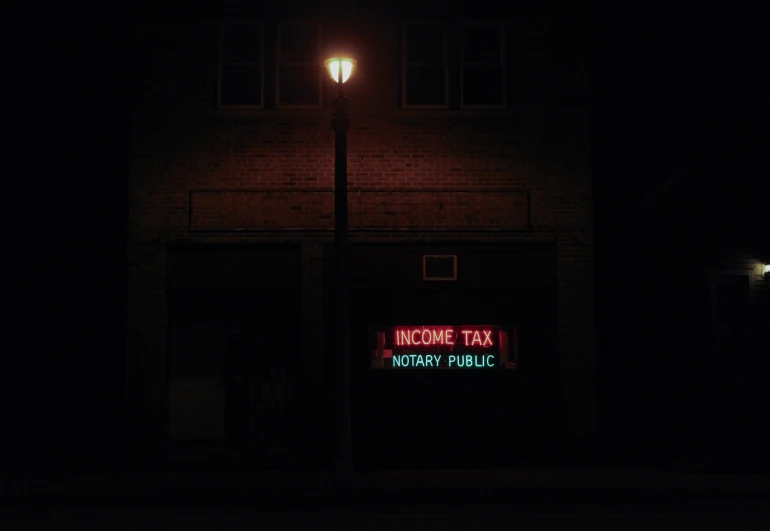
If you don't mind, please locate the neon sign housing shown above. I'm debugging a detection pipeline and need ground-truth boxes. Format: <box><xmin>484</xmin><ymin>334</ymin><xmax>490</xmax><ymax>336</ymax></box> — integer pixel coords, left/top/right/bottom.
<box><xmin>370</xmin><ymin>325</ymin><xmax>517</xmax><ymax>370</ymax></box>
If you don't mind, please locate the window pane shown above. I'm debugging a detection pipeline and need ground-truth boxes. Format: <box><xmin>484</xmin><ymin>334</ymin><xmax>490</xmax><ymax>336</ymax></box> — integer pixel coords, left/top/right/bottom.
<box><xmin>406</xmin><ymin>25</ymin><xmax>444</xmax><ymax>63</ymax></box>
<box><xmin>220</xmin><ymin>65</ymin><xmax>262</xmax><ymax>106</ymax></box>
<box><xmin>405</xmin><ymin>65</ymin><xmax>446</xmax><ymax>106</ymax></box>
<box><xmin>280</xmin><ymin>23</ymin><xmax>319</xmax><ymax>63</ymax></box>
<box><xmin>279</xmin><ymin>64</ymin><xmax>321</xmax><ymax>106</ymax></box>
<box><xmin>464</xmin><ymin>26</ymin><xmax>501</xmax><ymax>63</ymax></box>
<box><xmin>463</xmin><ymin>66</ymin><xmax>503</xmax><ymax>107</ymax></box>
<box><xmin>222</xmin><ymin>24</ymin><xmax>262</xmax><ymax>63</ymax></box>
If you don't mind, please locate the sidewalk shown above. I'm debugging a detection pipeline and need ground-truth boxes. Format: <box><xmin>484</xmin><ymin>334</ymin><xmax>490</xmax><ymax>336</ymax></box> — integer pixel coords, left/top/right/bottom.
<box><xmin>6</xmin><ymin>466</ymin><xmax>770</xmax><ymax>510</ymax></box>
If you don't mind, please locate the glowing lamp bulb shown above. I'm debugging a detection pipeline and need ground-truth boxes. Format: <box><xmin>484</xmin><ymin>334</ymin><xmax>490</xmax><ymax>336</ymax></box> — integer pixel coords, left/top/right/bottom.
<box><xmin>325</xmin><ymin>57</ymin><xmax>356</xmax><ymax>83</ymax></box>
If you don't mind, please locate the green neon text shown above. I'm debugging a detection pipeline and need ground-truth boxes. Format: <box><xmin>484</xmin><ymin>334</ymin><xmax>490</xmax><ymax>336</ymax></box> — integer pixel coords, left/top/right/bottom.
<box><xmin>392</xmin><ymin>354</ymin><xmax>442</xmax><ymax>367</ymax></box>
<box><xmin>392</xmin><ymin>353</ymin><xmax>495</xmax><ymax>368</ymax></box>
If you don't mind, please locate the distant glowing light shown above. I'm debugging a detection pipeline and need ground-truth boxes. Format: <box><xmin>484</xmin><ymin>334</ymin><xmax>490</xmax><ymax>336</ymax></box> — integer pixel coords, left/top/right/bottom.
<box><xmin>764</xmin><ymin>264</ymin><xmax>770</xmax><ymax>279</ymax></box>
<box><xmin>325</xmin><ymin>57</ymin><xmax>356</xmax><ymax>83</ymax></box>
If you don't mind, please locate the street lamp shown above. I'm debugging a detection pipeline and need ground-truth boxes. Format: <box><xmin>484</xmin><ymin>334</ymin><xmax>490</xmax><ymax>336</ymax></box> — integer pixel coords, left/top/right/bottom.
<box><xmin>324</xmin><ymin>56</ymin><xmax>356</xmax><ymax>252</ymax></box>
<box><xmin>325</xmin><ymin>56</ymin><xmax>356</xmax><ymax>478</ymax></box>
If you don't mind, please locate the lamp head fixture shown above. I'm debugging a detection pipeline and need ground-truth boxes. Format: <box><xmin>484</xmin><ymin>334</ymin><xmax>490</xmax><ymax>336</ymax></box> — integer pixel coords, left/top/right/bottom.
<box><xmin>325</xmin><ymin>57</ymin><xmax>356</xmax><ymax>84</ymax></box>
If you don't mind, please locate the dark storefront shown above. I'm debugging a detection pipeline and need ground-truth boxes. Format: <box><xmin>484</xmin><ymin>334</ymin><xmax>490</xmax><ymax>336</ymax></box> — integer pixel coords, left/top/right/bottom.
<box><xmin>162</xmin><ymin>242</ymin><xmax>561</xmax><ymax>469</ymax></box>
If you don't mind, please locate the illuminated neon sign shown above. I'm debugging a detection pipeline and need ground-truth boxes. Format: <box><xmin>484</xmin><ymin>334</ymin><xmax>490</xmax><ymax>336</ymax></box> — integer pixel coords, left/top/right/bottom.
<box><xmin>394</xmin><ymin>328</ymin><xmax>493</xmax><ymax>347</ymax></box>
<box><xmin>370</xmin><ymin>326</ymin><xmax>516</xmax><ymax>370</ymax></box>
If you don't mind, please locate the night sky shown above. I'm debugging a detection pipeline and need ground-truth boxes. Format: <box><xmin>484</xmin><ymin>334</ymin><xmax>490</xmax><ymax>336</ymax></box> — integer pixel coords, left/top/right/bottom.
<box><xmin>587</xmin><ymin>3</ymin><xmax>769</xmax><ymax>204</ymax></box>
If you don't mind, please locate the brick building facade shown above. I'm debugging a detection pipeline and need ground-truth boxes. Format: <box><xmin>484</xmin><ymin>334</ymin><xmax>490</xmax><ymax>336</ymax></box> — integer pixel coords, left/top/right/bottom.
<box><xmin>129</xmin><ymin>1</ymin><xmax>595</xmax><ymax>468</ymax></box>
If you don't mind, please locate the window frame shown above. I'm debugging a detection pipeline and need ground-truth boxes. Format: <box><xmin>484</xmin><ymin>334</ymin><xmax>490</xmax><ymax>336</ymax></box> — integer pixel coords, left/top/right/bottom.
<box><xmin>217</xmin><ymin>20</ymin><xmax>265</xmax><ymax>110</ymax></box>
<box><xmin>460</xmin><ymin>21</ymin><xmax>507</xmax><ymax>109</ymax></box>
<box><xmin>401</xmin><ymin>21</ymin><xmax>449</xmax><ymax>109</ymax></box>
<box><xmin>275</xmin><ymin>20</ymin><xmax>324</xmax><ymax>109</ymax></box>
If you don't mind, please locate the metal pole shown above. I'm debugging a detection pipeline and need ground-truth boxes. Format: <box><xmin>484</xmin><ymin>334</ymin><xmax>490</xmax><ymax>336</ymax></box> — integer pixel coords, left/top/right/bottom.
<box><xmin>332</xmin><ymin>82</ymin><xmax>353</xmax><ymax>482</ymax></box>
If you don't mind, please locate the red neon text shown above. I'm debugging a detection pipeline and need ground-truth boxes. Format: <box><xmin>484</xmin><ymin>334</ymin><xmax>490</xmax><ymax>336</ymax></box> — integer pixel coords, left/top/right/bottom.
<box><xmin>394</xmin><ymin>327</ymin><xmax>493</xmax><ymax>347</ymax></box>
<box><xmin>461</xmin><ymin>330</ymin><xmax>493</xmax><ymax>346</ymax></box>
<box><xmin>396</xmin><ymin>328</ymin><xmax>455</xmax><ymax>346</ymax></box>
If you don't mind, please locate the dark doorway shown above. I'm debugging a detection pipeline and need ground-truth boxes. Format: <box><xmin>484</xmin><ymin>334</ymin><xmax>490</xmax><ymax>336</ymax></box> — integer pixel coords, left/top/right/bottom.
<box><xmin>166</xmin><ymin>246</ymin><xmax>301</xmax><ymax>465</ymax></box>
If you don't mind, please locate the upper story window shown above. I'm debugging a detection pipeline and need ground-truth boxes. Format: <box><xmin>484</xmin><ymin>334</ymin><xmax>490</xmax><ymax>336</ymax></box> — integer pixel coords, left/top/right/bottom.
<box><xmin>218</xmin><ymin>22</ymin><xmax>264</xmax><ymax>109</ymax></box>
<box><xmin>402</xmin><ymin>22</ymin><xmax>448</xmax><ymax>109</ymax></box>
<box><xmin>462</xmin><ymin>23</ymin><xmax>505</xmax><ymax>108</ymax></box>
<box><xmin>402</xmin><ymin>21</ymin><xmax>507</xmax><ymax>110</ymax></box>
<box><xmin>276</xmin><ymin>21</ymin><xmax>323</xmax><ymax>108</ymax></box>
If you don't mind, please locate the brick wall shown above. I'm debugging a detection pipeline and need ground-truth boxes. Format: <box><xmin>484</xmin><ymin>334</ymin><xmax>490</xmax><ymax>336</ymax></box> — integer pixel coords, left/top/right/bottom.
<box><xmin>128</xmin><ymin>6</ymin><xmax>596</xmax><ymax>458</ymax></box>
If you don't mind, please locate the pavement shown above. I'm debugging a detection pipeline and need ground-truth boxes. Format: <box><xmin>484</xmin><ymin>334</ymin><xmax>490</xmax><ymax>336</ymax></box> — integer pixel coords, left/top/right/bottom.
<box><xmin>6</xmin><ymin>508</ymin><xmax>770</xmax><ymax>531</ymax></box>
<box><xmin>4</xmin><ymin>465</ymin><xmax>770</xmax><ymax>509</ymax></box>
<box><xmin>4</xmin><ymin>466</ymin><xmax>770</xmax><ymax>530</ymax></box>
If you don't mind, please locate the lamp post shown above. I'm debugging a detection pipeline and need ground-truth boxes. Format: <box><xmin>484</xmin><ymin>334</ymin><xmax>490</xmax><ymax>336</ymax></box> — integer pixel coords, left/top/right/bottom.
<box><xmin>325</xmin><ymin>57</ymin><xmax>356</xmax><ymax>479</ymax></box>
